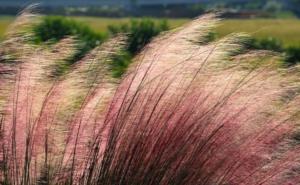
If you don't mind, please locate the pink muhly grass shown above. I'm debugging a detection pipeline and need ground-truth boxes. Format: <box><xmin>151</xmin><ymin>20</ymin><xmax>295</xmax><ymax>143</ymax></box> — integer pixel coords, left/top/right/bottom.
<box><xmin>0</xmin><ymin>8</ymin><xmax>299</xmax><ymax>185</ymax></box>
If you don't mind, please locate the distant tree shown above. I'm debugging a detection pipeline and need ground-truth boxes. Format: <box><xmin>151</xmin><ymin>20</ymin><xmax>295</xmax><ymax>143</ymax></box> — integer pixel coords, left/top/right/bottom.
<box><xmin>130</xmin><ymin>0</ymin><xmax>138</xmax><ymax>6</ymax></box>
<box><xmin>263</xmin><ymin>0</ymin><xmax>283</xmax><ymax>13</ymax></box>
<box><xmin>244</xmin><ymin>0</ymin><xmax>265</xmax><ymax>9</ymax></box>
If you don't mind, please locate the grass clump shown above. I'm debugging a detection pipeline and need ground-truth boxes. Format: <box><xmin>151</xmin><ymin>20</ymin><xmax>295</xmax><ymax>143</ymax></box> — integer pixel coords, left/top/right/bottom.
<box><xmin>1</xmin><ymin>9</ymin><xmax>300</xmax><ymax>185</ymax></box>
<box><xmin>245</xmin><ymin>37</ymin><xmax>300</xmax><ymax>66</ymax></box>
<box><xmin>32</xmin><ymin>17</ymin><xmax>169</xmax><ymax>78</ymax></box>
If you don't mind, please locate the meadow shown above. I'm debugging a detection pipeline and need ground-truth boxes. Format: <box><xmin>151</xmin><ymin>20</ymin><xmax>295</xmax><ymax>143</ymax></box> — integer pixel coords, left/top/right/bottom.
<box><xmin>0</xmin><ymin>16</ymin><xmax>300</xmax><ymax>47</ymax></box>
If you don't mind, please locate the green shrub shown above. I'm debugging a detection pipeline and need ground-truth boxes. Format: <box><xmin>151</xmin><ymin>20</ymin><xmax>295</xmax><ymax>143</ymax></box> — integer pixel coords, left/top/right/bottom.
<box><xmin>110</xmin><ymin>51</ymin><xmax>132</xmax><ymax>78</ymax></box>
<box><xmin>33</xmin><ymin>16</ymin><xmax>106</xmax><ymax>63</ymax></box>
<box><xmin>285</xmin><ymin>46</ymin><xmax>300</xmax><ymax>66</ymax></box>
<box><xmin>107</xmin><ymin>19</ymin><xmax>169</xmax><ymax>77</ymax></box>
<box><xmin>108</xmin><ymin>18</ymin><xmax>169</xmax><ymax>54</ymax></box>
<box><xmin>247</xmin><ymin>37</ymin><xmax>283</xmax><ymax>52</ymax></box>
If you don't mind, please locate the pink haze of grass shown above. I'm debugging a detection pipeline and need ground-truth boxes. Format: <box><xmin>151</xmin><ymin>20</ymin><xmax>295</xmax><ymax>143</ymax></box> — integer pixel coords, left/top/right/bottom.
<box><xmin>0</xmin><ymin>8</ymin><xmax>299</xmax><ymax>185</ymax></box>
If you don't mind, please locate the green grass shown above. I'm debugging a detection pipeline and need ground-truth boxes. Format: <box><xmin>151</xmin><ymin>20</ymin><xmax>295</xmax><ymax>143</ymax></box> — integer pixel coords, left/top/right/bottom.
<box><xmin>0</xmin><ymin>16</ymin><xmax>299</xmax><ymax>47</ymax></box>
<box><xmin>216</xmin><ymin>19</ymin><xmax>300</xmax><ymax>47</ymax></box>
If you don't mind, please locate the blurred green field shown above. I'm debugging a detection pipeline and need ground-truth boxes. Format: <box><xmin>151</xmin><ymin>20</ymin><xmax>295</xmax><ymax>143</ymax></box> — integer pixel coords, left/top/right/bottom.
<box><xmin>0</xmin><ymin>16</ymin><xmax>299</xmax><ymax>46</ymax></box>
<box><xmin>216</xmin><ymin>19</ymin><xmax>300</xmax><ymax>47</ymax></box>
<box><xmin>0</xmin><ymin>16</ymin><xmax>13</xmax><ymax>39</ymax></box>
<box><xmin>71</xmin><ymin>16</ymin><xmax>187</xmax><ymax>31</ymax></box>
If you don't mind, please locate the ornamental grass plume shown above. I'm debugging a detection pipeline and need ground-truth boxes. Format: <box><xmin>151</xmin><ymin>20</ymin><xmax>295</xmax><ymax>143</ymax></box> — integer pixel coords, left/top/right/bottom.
<box><xmin>0</xmin><ymin>8</ymin><xmax>299</xmax><ymax>185</ymax></box>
